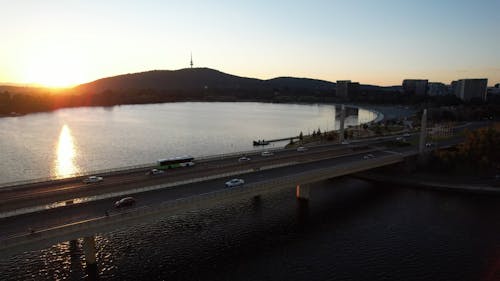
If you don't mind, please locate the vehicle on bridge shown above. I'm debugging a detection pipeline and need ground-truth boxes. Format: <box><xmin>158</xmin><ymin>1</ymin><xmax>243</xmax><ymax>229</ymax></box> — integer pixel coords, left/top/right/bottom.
<box><xmin>114</xmin><ymin>197</ymin><xmax>136</xmax><ymax>208</ymax></box>
<box><xmin>146</xmin><ymin>169</ymin><xmax>165</xmax><ymax>176</ymax></box>
<box><xmin>225</xmin><ymin>178</ymin><xmax>245</xmax><ymax>188</ymax></box>
<box><xmin>261</xmin><ymin>151</ymin><xmax>274</xmax><ymax>157</ymax></box>
<box><xmin>238</xmin><ymin>156</ymin><xmax>251</xmax><ymax>162</ymax></box>
<box><xmin>83</xmin><ymin>176</ymin><xmax>103</xmax><ymax>184</ymax></box>
<box><xmin>297</xmin><ymin>146</ymin><xmax>308</xmax><ymax>152</ymax></box>
<box><xmin>363</xmin><ymin>154</ymin><xmax>375</xmax><ymax>160</ymax></box>
<box><xmin>157</xmin><ymin>156</ymin><xmax>195</xmax><ymax>169</ymax></box>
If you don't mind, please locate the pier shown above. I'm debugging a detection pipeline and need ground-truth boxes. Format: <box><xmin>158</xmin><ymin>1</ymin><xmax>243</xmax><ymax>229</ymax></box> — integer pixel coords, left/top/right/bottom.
<box><xmin>253</xmin><ymin>136</ymin><xmax>300</xmax><ymax>146</ymax></box>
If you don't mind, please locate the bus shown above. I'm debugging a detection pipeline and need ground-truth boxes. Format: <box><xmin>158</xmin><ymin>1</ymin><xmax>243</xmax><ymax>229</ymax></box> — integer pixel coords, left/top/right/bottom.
<box><xmin>157</xmin><ymin>155</ymin><xmax>195</xmax><ymax>169</ymax></box>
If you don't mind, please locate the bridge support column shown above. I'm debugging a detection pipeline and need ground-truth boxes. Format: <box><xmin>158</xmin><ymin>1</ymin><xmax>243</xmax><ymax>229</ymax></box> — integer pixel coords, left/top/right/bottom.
<box><xmin>339</xmin><ymin>105</ymin><xmax>346</xmax><ymax>143</ymax></box>
<box><xmin>419</xmin><ymin>108</ymin><xmax>427</xmax><ymax>154</ymax></box>
<box><xmin>296</xmin><ymin>184</ymin><xmax>310</xmax><ymax>201</ymax></box>
<box><xmin>69</xmin><ymin>239</ymin><xmax>81</xmax><ymax>280</ymax></box>
<box><xmin>83</xmin><ymin>236</ymin><xmax>97</xmax><ymax>269</ymax></box>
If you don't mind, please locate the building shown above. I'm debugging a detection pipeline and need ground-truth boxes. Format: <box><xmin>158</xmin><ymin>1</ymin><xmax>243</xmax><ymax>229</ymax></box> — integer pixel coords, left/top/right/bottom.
<box><xmin>428</xmin><ymin>82</ymin><xmax>449</xmax><ymax>96</ymax></box>
<box><xmin>402</xmin><ymin>79</ymin><xmax>428</xmax><ymax>95</ymax></box>
<box><xmin>451</xmin><ymin>79</ymin><xmax>488</xmax><ymax>101</ymax></box>
<box><xmin>336</xmin><ymin>80</ymin><xmax>360</xmax><ymax>99</ymax></box>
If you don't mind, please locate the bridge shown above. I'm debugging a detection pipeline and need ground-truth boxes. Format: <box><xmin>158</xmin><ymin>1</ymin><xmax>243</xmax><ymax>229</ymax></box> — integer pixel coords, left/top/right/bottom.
<box><xmin>0</xmin><ymin>117</ymin><xmax>485</xmax><ymax>268</ymax></box>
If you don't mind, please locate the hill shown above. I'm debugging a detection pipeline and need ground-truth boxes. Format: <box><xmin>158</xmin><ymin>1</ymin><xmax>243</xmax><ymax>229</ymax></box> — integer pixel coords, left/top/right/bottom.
<box><xmin>0</xmin><ymin>68</ymin><xmax>408</xmax><ymax>116</ymax></box>
<box><xmin>74</xmin><ymin>68</ymin><xmax>336</xmax><ymax>95</ymax></box>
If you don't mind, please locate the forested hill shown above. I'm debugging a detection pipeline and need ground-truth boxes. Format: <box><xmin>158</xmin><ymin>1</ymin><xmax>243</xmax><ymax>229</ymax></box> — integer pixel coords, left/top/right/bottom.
<box><xmin>2</xmin><ymin>68</ymin><xmax>424</xmax><ymax>116</ymax></box>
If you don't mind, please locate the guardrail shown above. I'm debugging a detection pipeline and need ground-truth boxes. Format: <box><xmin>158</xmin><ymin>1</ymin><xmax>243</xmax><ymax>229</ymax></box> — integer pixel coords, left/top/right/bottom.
<box><xmin>0</xmin><ymin>145</ymin><xmax>287</xmax><ymax>189</ymax></box>
<box><xmin>0</xmin><ymin>163</ymin><xmax>155</xmax><ymax>189</ymax></box>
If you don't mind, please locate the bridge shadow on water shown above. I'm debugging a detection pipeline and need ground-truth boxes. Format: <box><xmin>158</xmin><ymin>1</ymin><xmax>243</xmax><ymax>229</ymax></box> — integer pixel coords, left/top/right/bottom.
<box><xmin>88</xmin><ymin>177</ymin><xmax>395</xmax><ymax>281</ymax></box>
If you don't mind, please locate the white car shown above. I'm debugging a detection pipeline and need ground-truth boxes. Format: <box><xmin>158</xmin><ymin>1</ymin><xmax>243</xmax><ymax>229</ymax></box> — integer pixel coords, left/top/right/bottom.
<box><xmin>238</xmin><ymin>156</ymin><xmax>251</xmax><ymax>162</ymax></box>
<box><xmin>296</xmin><ymin>146</ymin><xmax>308</xmax><ymax>152</ymax></box>
<box><xmin>403</xmin><ymin>133</ymin><xmax>411</xmax><ymax>137</ymax></box>
<box><xmin>146</xmin><ymin>169</ymin><xmax>164</xmax><ymax>175</ymax></box>
<box><xmin>83</xmin><ymin>176</ymin><xmax>103</xmax><ymax>184</ymax></box>
<box><xmin>114</xmin><ymin>197</ymin><xmax>136</xmax><ymax>208</ymax></box>
<box><xmin>341</xmin><ymin>140</ymin><xmax>349</xmax><ymax>145</ymax></box>
<box><xmin>261</xmin><ymin>151</ymin><xmax>274</xmax><ymax>157</ymax></box>
<box><xmin>363</xmin><ymin>154</ymin><xmax>375</xmax><ymax>160</ymax></box>
<box><xmin>225</xmin><ymin>178</ymin><xmax>245</xmax><ymax>188</ymax></box>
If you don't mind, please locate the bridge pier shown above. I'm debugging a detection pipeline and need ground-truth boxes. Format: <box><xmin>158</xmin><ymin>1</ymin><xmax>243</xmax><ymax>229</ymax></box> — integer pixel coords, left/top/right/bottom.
<box><xmin>69</xmin><ymin>239</ymin><xmax>82</xmax><ymax>280</ymax></box>
<box><xmin>339</xmin><ymin>105</ymin><xmax>346</xmax><ymax>143</ymax></box>
<box><xmin>83</xmin><ymin>236</ymin><xmax>97</xmax><ymax>271</ymax></box>
<box><xmin>418</xmin><ymin>108</ymin><xmax>428</xmax><ymax>155</ymax></box>
<box><xmin>296</xmin><ymin>184</ymin><xmax>310</xmax><ymax>201</ymax></box>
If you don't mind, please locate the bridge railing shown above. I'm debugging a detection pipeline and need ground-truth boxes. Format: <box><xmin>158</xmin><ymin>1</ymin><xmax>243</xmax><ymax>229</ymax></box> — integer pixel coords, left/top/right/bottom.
<box><xmin>0</xmin><ymin>163</ymin><xmax>156</xmax><ymax>189</ymax></box>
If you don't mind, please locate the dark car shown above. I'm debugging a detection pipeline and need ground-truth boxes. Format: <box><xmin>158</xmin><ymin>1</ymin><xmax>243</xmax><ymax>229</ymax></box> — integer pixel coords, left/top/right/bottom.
<box><xmin>114</xmin><ymin>197</ymin><xmax>136</xmax><ymax>208</ymax></box>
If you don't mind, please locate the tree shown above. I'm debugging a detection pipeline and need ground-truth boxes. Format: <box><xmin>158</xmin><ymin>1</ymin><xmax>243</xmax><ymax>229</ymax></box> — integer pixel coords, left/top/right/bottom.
<box><xmin>434</xmin><ymin>125</ymin><xmax>500</xmax><ymax>173</ymax></box>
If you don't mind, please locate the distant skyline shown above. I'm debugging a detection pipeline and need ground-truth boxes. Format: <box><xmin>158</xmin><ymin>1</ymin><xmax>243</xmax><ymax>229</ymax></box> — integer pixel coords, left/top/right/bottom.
<box><xmin>1</xmin><ymin>0</ymin><xmax>499</xmax><ymax>87</ymax></box>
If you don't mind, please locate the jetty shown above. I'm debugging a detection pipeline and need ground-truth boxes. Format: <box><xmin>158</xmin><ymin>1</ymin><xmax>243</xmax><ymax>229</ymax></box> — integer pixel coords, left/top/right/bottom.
<box><xmin>253</xmin><ymin>136</ymin><xmax>300</xmax><ymax>146</ymax></box>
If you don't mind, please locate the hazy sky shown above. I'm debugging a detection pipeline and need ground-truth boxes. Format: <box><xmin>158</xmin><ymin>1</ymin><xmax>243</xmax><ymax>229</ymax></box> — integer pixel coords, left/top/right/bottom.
<box><xmin>1</xmin><ymin>0</ymin><xmax>499</xmax><ymax>87</ymax></box>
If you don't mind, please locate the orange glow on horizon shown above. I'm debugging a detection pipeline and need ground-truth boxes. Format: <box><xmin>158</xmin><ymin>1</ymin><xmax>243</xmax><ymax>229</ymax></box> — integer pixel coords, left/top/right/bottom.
<box><xmin>19</xmin><ymin>44</ymin><xmax>89</xmax><ymax>88</ymax></box>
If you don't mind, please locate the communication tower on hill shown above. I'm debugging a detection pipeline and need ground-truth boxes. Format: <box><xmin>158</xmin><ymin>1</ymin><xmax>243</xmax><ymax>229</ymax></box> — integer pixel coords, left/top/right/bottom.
<box><xmin>190</xmin><ymin>52</ymin><xmax>193</xmax><ymax>68</ymax></box>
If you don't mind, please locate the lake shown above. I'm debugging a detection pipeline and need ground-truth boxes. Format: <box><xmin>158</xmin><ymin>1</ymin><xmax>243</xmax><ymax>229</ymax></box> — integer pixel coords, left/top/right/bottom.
<box><xmin>0</xmin><ymin>102</ymin><xmax>377</xmax><ymax>185</ymax></box>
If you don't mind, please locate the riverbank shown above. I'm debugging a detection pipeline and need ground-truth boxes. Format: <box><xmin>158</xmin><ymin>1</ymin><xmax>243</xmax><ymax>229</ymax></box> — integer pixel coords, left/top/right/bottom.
<box><xmin>355</xmin><ymin>171</ymin><xmax>500</xmax><ymax>194</ymax></box>
<box><xmin>284</xmin><ymin>103</ymin><xmax>416</xmax><ymax>148</ymax></box>
<box><xmin>351</xmin><ymin>104</ymin><xmax>416</xmax><ymax>122</ymax></box>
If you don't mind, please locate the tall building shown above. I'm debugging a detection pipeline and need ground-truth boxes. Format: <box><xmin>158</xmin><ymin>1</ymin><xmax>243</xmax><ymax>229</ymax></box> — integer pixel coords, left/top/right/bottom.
<box><xmin>336</xmin><ymin>80</ymin><xmax>360</xmax><ymax>99</ymax></box>
<box><xmin>402</xmin><ymin>79</ymin><xmax>428</xmax><ymax>95</ymax></box>
<box><xmin>451</xmin><ymin>79</ymin><xmax>487</xmax><ymax>101</ymax></box>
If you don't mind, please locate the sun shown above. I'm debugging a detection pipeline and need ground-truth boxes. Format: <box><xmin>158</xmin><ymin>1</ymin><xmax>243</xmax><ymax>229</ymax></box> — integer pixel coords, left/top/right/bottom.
<box><xmin>21</xmin><ymin>46</ymin><xmax>88</xmax><ymax>88</ymax></box>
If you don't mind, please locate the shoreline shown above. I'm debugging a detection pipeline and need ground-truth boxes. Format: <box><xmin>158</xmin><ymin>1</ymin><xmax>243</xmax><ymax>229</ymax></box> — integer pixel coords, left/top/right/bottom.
<box><xmin>0</xmin><ymin>100</ymin><xmax>413</xmax><ymax>121</ymax></box>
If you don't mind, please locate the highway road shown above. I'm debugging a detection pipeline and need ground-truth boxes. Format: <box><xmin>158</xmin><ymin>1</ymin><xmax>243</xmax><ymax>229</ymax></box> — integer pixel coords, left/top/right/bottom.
<box><xmin>0</xmin><ymin>142</ymin><xmax>373</xmax><ymax>212</ymax></box>
<box><xmin>0</xmin><ymin>148</ymin><xmax>395</xmax><ymax>240</ymax></box>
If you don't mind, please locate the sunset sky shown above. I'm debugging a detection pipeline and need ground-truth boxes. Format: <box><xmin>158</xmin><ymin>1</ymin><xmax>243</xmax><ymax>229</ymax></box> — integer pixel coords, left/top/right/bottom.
<box><xmin>1</xmin><ymin>0</ymin><xmax>499</xmax><ymax>87</ymax></box>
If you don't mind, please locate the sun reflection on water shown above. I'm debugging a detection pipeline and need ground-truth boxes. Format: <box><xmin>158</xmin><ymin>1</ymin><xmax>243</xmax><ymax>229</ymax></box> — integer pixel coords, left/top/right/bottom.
<box><xmin>55</xmin><ymin>124</ymin><xmax>79</xmax><ymax>178</ymax></box>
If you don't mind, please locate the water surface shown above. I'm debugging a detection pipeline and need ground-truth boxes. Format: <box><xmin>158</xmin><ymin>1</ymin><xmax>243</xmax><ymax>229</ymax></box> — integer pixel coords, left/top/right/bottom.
<box><xmin>0</xmin><ymin>102</ymin><xmax>376</xmax><ymax>184</ymax></box>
